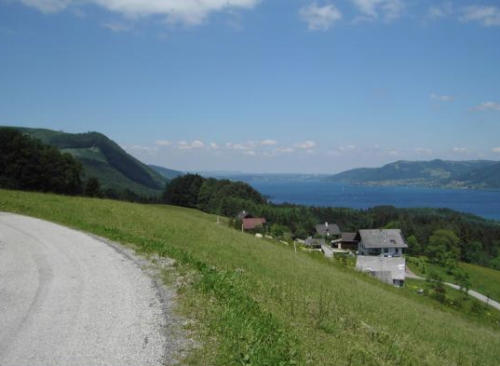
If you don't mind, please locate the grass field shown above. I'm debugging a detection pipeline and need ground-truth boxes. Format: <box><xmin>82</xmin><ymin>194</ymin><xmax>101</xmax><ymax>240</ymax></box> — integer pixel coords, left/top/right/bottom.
<box><xmin>407</xmin><ymin>258</ymin><xmax>500</xmax><ymax>303</ymax></box>
<box><xmin>1</xmin><ymin>189</ymin><xmax>500</xmax><ymax>365</ymax></box>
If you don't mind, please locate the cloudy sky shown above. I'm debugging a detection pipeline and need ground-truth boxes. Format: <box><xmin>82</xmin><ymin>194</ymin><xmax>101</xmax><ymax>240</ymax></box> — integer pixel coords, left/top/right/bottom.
<box><xmin>1</xmin><ymin>0</ymin><xmax>499</xmax><ymax>173</ymax></box>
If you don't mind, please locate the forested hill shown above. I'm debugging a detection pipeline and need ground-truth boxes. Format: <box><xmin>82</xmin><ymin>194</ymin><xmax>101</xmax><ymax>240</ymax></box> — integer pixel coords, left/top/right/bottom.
<box><xmin>326</xmin><ymin>159</ymin><xmax>500</xmax><ymax>189</ymax></box>
<box><xmin>149</xmin><ymin>164</ymin><xmax>184</xmax><ymax>180</ymax></box>
<box><xmin>7</xmin><ymin>127</ymin><xmax>168</xmax><ymax>197</ymax></box>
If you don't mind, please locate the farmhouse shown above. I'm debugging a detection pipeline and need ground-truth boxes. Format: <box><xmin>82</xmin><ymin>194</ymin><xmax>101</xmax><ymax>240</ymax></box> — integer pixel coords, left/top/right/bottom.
<box><xmin>356</xmin><ymin>229</ymin><xmax>407</xmax><ymax>257</ymax></box>
<box><xmin>242</xmin><ymin>217</ymin><xmax>266</xmax><ymax>231</ymax></box>
<box><xmin>315</xmin><ymin>222</ymin><xmax>341</xmax><ymax>239</ymax></box>
<box><xmin>304</xmin><ymin>237</ymin><xmax>325</xmax><ymax>249</ymax></box>
<box><xmin>355</xmin><ymin>229</ymin><xmax>408</xmax><ymax>287</ymax></box>
<box><xmin>331</xmin><ymin>232</ymin><xmax>358</xmax><ymax>250</ymax></box>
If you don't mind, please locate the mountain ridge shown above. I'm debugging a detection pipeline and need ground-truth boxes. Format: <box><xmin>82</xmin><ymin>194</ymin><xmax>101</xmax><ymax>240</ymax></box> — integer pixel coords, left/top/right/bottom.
<box><xmin>8</xmin><ymin>127</ymin><xmax>168</xmax><ymax>196</ymax></box>
<box><xmin>326</xmin><ymin>159</ymin><xmax>500</xmax><ymax>189</ymax></box>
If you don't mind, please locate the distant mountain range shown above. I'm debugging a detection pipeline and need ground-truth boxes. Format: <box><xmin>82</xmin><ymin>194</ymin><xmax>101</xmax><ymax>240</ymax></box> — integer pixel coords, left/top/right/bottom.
<box><xmin>326</xmin><ymin>159</ymin><xmax>500</xmax><ymax>189</ymax></box>
<box><xmin>11</xmin><ymin>127</ymin><xmax>169</xmax><ymax>196</ymax></box>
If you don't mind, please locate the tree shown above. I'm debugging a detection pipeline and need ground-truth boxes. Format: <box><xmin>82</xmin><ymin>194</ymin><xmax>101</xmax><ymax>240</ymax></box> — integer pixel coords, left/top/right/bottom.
<box><xmin>406</xmin><ymin>235</ymin><xmax>421</xmax><ymax>255</ymax></box>
<box><xmin>426</xmin><ymin>270</ymin><xmax>447</xmax><ymax>303</ymax></box>
<box><xmin>462</xmin><ymin>240</ymin><xmax>483</xmax><ymax>263</ymax></box>
<box><xmin>85</xmin><ymin>177</ymin><xmax>101</xmax><ymax>197</ymax></box>
<box><xmin>426</xmin><ymin>229</ymin><xmax>461</xmax><ymax>266</ymax></box>
<box><xmin>162</xmin><ymin>174</ymin><xmax>205</xmax><ymax>208</ymax></box>
<box><xmin>0</xmin><ymin>127</ymin><xmax>83</xmax><ymax>194</ymax></box>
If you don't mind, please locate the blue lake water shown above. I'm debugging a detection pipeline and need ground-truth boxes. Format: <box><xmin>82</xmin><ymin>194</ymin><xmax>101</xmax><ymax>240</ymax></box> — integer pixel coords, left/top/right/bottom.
<box><xmin>247</xmin><ymin>181</ymin><xmax>500</xmax><ymax>221</ymax></box>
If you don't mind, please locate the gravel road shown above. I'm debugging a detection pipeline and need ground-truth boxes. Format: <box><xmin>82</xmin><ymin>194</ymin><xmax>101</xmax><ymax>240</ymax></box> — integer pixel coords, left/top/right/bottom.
<box><xmin>0</xmin><ymin>212</ymin><xmax>169</xmax><ymax>366</ymax></box>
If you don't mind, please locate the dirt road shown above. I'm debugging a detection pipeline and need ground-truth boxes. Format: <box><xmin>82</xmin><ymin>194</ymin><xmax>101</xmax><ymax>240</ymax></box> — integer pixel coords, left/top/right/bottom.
<box><xmin>0</xmin><ymin>213</ymin><xmax>167</xmax><ymax>366</ymax></box>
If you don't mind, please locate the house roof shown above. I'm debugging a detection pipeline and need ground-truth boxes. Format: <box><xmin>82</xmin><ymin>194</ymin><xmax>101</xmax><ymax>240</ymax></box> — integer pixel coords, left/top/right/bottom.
<box><xmin>242</xmin><ymin>218</ymin><xmax>266</xmax><ymax>230</ymax></box>
<box><xmin>315</xmin><ymin>223</ymin><xmax>340</xmax><ymax>236</ymax></box>
<box><xmin>341</xmin><ymin>232</ymin><xmax>357</xmax><ymax>242</ymax></box>
<box><xmin>305</xmin><ymin>237</ymin><xmax>325</xmax><ymax>247</ymax></box>
<box><xmin>357</xmin><ymin>229</ymin><xmax>407</xmax><ymax>249</ymax></box>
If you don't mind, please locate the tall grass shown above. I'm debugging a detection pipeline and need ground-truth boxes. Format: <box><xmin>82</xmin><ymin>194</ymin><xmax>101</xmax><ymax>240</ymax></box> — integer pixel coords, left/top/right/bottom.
<box><xmin>1</xmin><ymin>189</ymin><xmax>500</xmax><ymax>365</ymax></box>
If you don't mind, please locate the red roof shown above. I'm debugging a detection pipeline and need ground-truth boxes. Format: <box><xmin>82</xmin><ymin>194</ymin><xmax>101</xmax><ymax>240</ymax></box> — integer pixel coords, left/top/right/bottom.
<box><xmin>242</xmin><ymin>218</ymin><xmax>266</xmax><ymax>230</ymax></box>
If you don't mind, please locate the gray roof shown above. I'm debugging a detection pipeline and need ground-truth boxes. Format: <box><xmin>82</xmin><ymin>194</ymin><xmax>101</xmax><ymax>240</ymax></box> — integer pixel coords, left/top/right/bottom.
<box><xmin>305</xmin><ymin>237</ymin><xmax>325</xmax><ymax>247</ymax></box>
<box><xmin>315</xmin><ymin>223</ymin><xmax>340</xmax><ymax>236</ymax></box>
<box><xmin>341</xmin><ymin>232</ymin><xmax>357</xmax><ymax>242</ymax></box>
<box><xmin>357</xmin><ymin>229</ymin><xmax>407</xmax><ymax>249</ymax></box>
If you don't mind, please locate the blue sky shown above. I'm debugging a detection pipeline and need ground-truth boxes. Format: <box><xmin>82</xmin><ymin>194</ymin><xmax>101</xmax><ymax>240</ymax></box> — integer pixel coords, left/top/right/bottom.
<box><xmin>1</xmin><ymin>0</ymin><xmax>500</xmax><ymax>173</ymax></box>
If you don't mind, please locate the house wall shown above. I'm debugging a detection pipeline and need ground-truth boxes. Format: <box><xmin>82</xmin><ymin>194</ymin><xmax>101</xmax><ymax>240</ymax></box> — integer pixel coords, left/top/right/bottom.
<box><xmin>355</xmin><ymin>256</ymin><xmax>406</xmax><ymax>287</ymax></box>
<box><xmin>358</xmin><ymin>242</ymin><xmax>403</xmax><ymax>257</ymax></box>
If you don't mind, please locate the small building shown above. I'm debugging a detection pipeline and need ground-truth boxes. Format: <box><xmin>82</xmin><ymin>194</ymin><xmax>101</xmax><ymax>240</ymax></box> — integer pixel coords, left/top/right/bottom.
<box><xmin>331</xmin><ymin>232</ymin><xmax>358</xmax><ymax>250</ymax></box>
<box><xmin>356</xmin><ymin>229</ymin><xmax>407</xmax><ymax>257</ymax></box>
<box><xmin>315</xmin><ymin>222</ymin><xmax>341</xmax><ymax>239</ymax></box>
<box><xmin>356</xmin><ymin>256</ymin><xmax>406</xmax><ymax>287</ymax></box>
<box><xmin>304</xmin><ymin>237</ymin><xmax>325</xmax><ymax>249</ymax></box>
<box><xmin>242</xmin><ymin>217</ymin><xmax>266</xmax><ymax>231</ymax></box>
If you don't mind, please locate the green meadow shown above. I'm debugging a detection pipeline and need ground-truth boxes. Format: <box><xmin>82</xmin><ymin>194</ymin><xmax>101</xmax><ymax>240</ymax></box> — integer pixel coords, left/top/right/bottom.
<box><xmin>1</xmin><ymin>189</ymin><xmax>500</xmax><ymax>365</ymax></box>
<box><xmin>408</xmin><ymin>259</ymin><xmax>500</xmax><ymax>303</ymax></box>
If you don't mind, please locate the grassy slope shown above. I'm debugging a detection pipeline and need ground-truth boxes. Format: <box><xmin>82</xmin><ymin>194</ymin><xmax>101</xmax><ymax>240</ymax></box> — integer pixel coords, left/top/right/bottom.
<box><xmin>1</xmin><ymin>189</ymin><xmax>500</xmax><ymax>365</ymax></box>
<box><xmin>408</xmin><ymin>259</ymin><xmax>500</xmax><ymax>302</ymax></box>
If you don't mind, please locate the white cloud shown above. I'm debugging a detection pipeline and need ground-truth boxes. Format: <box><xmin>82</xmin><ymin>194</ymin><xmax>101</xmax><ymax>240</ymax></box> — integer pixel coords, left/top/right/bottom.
<box><xmin>338</xmin><ymin>144</ymin><xmax>356</xmax><ymax>152</ymax></box>
<box><xmin>19</xmin><ymin>0</ymin><xmax>260</xmax><ymax>26</ymax></box>
<box><xmin>430</xmin><ymin>93</ymin><xmax>454</xmax><ymax>102</ymax></box>
<box><xmin>461</xmin><ymin>5</ymin><xmax>500</xmax><ymax>27</ymax></box>
<box><xmin>295</xmin><ymin>140</ymin><xmax>317</xmax><ymax>149</ymax></box>
<box><xmin>124</xmin><ymin>144</ymin><xmax>158</xmax><ymax>153</ymax></box>
<box><xmin>452</xmin><ymin>147</ymin><xmax>467</xmax><ymax>153</ymax></box>
<box><xmin>177</xmin><ymin>140</ymin><xmax>205</xmax><ymax>150</ymax></box>
<box><xmin>102</xmin><ymin>22</ymin><xmax>132</xmax><ymax>32</ymax></box>
<box><xmin>351</xmin><ymin>0</ymin><xmax>404</xmax><ymax>21</ymax></box>
<box><xmin>260</xmin><ymin>139</ymin><xmax>278</xmax><ymax>146</ymax></box>
<box><xmin>472</xmin><ymin>101</ymin><xmax>500</xmax><ymax>111</ymax></box>
<box><xmin>209</xmin><ymin>142</ymin><xmax>219</xmax><ymax>149</ymax></box>
<box><xmin>415</xmin><ymin>147</ymin><xmax>432</xmax><ymax>154</ymax></box>
<box><xmin>428</xmin><ymin>2</ymin><xmax>453</xmax><ymax>19</ymax></box>
<box><xmin>299</xmin><ymin>3</ymin><xmax>342</xmax><ymax>31</ymax></box>
<box><xmin>243</xmin><ymin>150</ymin><xmax>256</xmax><ymax>156</ymax></box>
<box><xmin>155</xmin><ymin>139</ymin><xmax>171</xmax><ymax>146</ymax></box>
<box><xmin>275</xmin><ymin>147</ymin><xmax>294</xmax><ymax>153</ymax></box>
<box><xmin>21</xmin><ymin>0</ymin><xmax>71</xmax><ymax>13</ymax></box>
<box><xmin>493</xmin><ymin>147</ymin><xmax>500</xmax><ymax>153</ymax></box>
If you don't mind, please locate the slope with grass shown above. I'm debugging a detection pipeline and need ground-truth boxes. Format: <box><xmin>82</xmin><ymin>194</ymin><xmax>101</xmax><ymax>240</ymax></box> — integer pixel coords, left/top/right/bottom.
<box><xmin>8</xmin><ymin>127</ymin><xmax>168</xmax><ymax>197</ymax></box>
<box><xmin>1</xmin><ymin>189</ymin><xmax>500</xmax><ymax>365</ymax></box>
<box><xmin>408</xmin><ymin>259</ymin><xmax>500</xmax><ymax>303</ymax></box>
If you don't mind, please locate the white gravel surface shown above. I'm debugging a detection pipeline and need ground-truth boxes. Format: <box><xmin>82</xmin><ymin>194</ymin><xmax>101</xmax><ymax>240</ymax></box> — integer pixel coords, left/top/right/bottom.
<box><xmin>0</xmin><ymin>212</ymin><xmax>171</xmax><ymax>366</ymax></box>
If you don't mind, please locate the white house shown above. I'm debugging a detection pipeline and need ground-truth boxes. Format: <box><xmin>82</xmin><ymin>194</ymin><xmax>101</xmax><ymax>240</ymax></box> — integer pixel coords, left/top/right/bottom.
<box><xmin>355</xmin><ymin>229</ymin><xmax>408</xmax><ymax>287</ymax></box>
<box><xmin>356</xmin><ymin>256</ymin><xmax>406</xmax><ymax>287</ymax></box>
<box><xmin>356</xmin><ymin>229</ymin><xmax>407</xmax><ymax>257</ymax></box>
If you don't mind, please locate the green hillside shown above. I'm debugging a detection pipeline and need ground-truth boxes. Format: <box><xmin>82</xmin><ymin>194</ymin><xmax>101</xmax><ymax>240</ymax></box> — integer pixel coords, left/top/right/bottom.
<box><xmin>1</xmin><ymin>189</ymin><xmax>499</xmax><ymax>365</ymax></box>
<box><xmin>149</xmin><ymin>164</ymin><xmax>184</xmax><ymax>180</ymax></box>
<box><xmin>456</xmin><ymin>162</ymin><xmax>500</xmax><ymax>189</ymax></box>
<box><xmin>327</xmin><ymin>159</ymin><xmax>500</xmax><ymax>188</ymax></box>
<box><xmin>10</xmin><ymin>127</ymin><xmax>168</xmax><ymax>197</ymax></box>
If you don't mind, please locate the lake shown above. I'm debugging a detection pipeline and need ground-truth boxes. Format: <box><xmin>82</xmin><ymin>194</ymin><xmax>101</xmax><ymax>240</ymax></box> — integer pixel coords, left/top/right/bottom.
<box><xmin>245</xmin><ymin>180</ymin><xmax>500</xmax><ymax>221</ymax></box>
